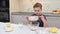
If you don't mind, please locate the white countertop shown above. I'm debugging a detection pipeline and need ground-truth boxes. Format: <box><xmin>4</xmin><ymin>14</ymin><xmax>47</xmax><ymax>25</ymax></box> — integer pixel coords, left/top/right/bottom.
<box><xmin>11</xmin><ymin>12</ymin><xmax>60</xmax><ymax>17</ymax></box>
<box><xmin>0</xmin><ymin>22</ymin><xmax>60</xmax><ymax>34</ymax></box>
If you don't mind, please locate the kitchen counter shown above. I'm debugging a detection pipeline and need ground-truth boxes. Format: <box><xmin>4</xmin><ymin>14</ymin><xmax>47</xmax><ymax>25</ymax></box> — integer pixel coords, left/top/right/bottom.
<box><xmin>11</xmin><ymin>12</ymin><xmax>60</xmax><ymax>17</ymax></box>
<box><xmin>0</xmin><ymin>22</ymin><xmax>60</xmax><ymax>34</ymax></box>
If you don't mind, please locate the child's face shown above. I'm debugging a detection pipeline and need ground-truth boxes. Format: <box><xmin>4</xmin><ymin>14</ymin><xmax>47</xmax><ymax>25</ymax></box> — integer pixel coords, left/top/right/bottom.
<box><xmin>34</xmin><ymin>7</ymin><xmax>42</xmax><ymax>15</ymax></box>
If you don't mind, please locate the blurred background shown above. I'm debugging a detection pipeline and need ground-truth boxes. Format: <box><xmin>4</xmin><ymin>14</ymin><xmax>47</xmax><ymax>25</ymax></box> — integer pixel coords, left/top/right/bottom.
<box><xmin>10</xmin><ymin>0</ymin><xmax>60</xmax><ymax>28</ymax></box>
<box><xmin>0</xmin><ymin>0</ymin><xmax>60</xmax><ymax>28</ymax></box>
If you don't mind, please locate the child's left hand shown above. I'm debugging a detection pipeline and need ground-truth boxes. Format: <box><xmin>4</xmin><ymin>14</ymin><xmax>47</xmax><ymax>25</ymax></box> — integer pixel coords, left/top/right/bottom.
<box><xmin>39</xmin><ymin>15</ymin><xmax>48</xmax><ymax>26</ymax></box>
<box><xmin>39</xmin><ymin>15</ymin><xmax>45</xmax><ymax>19</ymax></box>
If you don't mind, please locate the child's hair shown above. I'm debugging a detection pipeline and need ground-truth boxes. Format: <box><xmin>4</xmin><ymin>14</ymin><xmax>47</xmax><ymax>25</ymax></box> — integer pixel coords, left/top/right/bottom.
<box><xmin>33</xmin><ymin>3</ymin><xmax>42</xmax><ymax>9</ymax></box>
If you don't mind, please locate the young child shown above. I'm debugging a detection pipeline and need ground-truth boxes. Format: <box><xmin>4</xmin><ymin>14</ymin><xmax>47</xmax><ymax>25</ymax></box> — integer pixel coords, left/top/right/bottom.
<box><xmin>25</xmin><ymin>3</ymin><xmax>48</xmax><ymax>27</ymax></box>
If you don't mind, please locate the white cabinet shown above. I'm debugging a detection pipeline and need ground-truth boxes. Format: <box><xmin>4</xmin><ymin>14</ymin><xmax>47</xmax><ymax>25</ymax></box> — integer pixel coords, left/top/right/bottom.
<box><xmin>11</xmin><ymin>14</ymin><xmax>60</xmax><ymax>28</ymax></box>
<box><xmin>47</xmin><ymin>17</ymin><xmax>60</xmax><ymax>28</ymax></box>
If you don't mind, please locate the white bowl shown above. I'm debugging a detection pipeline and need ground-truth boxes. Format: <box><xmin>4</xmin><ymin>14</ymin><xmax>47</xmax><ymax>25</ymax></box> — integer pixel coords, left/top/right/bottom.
<box><xmin>28</xmin><ymin>16</ymin><xmax>38</xmax><ymax>21</ymax></box>
<box><xmin>30</xmin><ymin>26</ymin><xmax>37</xmax><ymax>31</ymax></box>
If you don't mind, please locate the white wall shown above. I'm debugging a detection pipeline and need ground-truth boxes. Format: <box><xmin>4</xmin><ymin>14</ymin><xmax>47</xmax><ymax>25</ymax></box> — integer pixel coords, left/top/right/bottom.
<box><xmin>10</xmin><ymin>0</ymin><xmax>20</xmax><ymax>12</ymax></box>
<box><xmin>10</xmin><ymin>0</ymin><xmax>60</xmax><ymax>12</ymax></box>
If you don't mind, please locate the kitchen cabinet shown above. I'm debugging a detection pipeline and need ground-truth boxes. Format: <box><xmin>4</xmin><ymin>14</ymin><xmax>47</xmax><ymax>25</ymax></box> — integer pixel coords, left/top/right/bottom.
<box><xmin>11</xmin><ymin>13</ymin><xmax>60</xmax><ymax>28</ymax></box>
<box><xmin>47</xmin><ymin>17</ymin><xmax>60</xmax><ymax>28</ymax></box>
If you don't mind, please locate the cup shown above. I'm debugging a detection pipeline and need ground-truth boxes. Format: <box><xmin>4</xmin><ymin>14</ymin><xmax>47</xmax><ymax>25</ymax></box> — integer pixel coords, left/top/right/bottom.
<box><xmin>30</xmin><ymin>22</ymin><xmax>39</xmax><ymax>31</ymax></box>
<box><xmin>5</xmin><ymin>22</ymin><xmax>12</xmax><ymax>32</ymax></box>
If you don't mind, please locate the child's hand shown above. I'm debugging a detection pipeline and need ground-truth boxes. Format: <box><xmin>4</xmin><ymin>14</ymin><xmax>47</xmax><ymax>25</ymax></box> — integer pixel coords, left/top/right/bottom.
<box><xmin>39</xmin><ymin>15</ymin><xmax>48</xmax><ymax>26</ymax></box>
<box><xmin>24</xmin><ymin>16</ymin><xmax>30</xmax><ymax>24</ymax></box>
<box><xmin>24</xmin><ymin>16</ymin><xmax>28</xmax><ymax>18</ymax></box>
<box><xmin>39</xmin><ymin>15</ymin><xmax>45</xmax><ymax>19</ymax></box>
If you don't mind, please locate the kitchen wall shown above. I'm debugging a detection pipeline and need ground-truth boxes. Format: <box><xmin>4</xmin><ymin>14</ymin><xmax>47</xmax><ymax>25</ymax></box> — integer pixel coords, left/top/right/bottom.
<box><xmin>10</xmin><ymin>0</ymin><xmax>60</xmax><ymax>12</ymax></box>
<box><xmin>10</xmin><ymin>0</ymin><xmax>20</xmax><ymax>12</ymax></box>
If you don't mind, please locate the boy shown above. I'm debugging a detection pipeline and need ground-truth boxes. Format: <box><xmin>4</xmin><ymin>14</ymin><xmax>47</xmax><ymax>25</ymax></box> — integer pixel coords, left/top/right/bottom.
<box><xmin>25</xmin><ymin>3</ymin><xmax>48</xmax><ymax>27</ymax></box>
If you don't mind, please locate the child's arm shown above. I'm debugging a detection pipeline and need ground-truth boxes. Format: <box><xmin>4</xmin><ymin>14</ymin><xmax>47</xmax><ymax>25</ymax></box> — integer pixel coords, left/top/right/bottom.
<box><xmin>24</xmin><ymin>16</ymin><xmax>30</xmax><ymax>24</ymax></box>
<box><xmin>39</xmin><ymin>16</ymin><xmax>48</xmax><ymax>26</ymax></box>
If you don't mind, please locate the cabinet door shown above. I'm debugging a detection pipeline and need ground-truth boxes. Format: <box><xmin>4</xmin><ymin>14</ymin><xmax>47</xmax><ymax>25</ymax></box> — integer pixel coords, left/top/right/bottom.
<box><xmin>47</xmin><ymin>17</ymin><xmax>60</xmax><ymax>28</ymax></box>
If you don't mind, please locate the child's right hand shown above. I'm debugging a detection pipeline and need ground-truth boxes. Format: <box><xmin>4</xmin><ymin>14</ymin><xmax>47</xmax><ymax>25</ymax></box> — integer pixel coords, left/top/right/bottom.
<box><xmin>24</xmin><ymin>16</ymin><xmax>30</xmax><ymax>24</ymax></box>
<box><xmin>24</xmin><ymin>16</ymin><xmax>28</xmax><ymax>18</ymax></box>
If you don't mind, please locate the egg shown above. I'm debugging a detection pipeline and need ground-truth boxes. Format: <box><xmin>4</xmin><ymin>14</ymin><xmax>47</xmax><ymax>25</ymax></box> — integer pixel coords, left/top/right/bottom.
<box><xmin>49</xmin><ymin>27</ymin><xmax>58</xmax><ymax>33</ymax></box>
